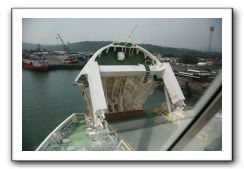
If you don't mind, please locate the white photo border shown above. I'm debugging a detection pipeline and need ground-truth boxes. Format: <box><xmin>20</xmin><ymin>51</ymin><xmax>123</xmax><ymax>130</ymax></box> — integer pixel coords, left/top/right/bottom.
<box><xmin>12</xmin><ymin>8</ymin><xmax>232</xmax><ymax>161</ymax></box>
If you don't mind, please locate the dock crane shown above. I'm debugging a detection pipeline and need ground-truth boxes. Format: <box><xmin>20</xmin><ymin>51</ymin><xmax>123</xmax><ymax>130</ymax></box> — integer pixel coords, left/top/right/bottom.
<box><xmin>57</xmin><ymin>33</ymin><xmax>78</xmax><ymax>64</ymax></box>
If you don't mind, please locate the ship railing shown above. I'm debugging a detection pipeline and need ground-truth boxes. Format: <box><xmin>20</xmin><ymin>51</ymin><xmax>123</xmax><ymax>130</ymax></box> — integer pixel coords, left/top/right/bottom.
<box><xmin>103</xmin><ymin>120</ymin><xmax>119</xmax><ymax>138</ymax></box>
<box><xmin>36</xmin><ymin>113</ymin><xmax>85</xmax><ymax>151</ymax></box>
<box><xmin>103</xmin><ymin>120</ymin><xmax>133</xmax><ymax>151</ymax></box>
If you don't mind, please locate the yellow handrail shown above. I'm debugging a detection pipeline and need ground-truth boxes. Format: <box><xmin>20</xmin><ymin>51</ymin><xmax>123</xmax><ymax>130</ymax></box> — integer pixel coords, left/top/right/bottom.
<box><xmin>153</xmin><ymin>107</ymin><xmax>182</xmax><ymax>125</ymax></box>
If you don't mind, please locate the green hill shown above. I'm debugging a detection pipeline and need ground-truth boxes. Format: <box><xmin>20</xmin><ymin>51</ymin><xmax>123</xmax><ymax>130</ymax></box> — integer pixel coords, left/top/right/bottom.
<box><xmin>22</xmin><ymin>41</ymin><xmax>221</xmax><ymax>58</ymax></box>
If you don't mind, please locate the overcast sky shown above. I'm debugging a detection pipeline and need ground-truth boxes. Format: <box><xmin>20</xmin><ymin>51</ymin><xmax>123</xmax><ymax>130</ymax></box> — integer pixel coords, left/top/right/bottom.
<box><xmin>23</xmin><ymin>18</ymin><xmax>222</xmax><ymax>52</ymax></box>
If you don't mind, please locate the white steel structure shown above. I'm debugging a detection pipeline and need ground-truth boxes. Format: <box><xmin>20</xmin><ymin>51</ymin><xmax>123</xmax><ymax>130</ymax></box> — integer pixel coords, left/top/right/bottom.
<box><xmin>74</xmin><ymin>42</ymin><xmax>185</xmax><ymax>128</ymax></box>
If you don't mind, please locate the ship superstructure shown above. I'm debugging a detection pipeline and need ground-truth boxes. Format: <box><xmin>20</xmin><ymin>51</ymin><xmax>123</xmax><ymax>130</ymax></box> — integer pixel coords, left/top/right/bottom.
<box><xmin>73</xmin><ymin>42</ymin><xmax>185</xmax><ymax>128</ymax></box>
<box><xmin>36</xmin><ymin>42</ymin><xmax>192</xmax><ymax>151</ymax></box>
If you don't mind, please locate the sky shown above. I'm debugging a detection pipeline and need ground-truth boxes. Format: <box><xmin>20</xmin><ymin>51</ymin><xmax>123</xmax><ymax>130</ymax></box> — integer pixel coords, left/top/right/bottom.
<box><xmin>23</xmin><ymin>18</ymin><xmax>222</xmax><ymax>52</ymax></box>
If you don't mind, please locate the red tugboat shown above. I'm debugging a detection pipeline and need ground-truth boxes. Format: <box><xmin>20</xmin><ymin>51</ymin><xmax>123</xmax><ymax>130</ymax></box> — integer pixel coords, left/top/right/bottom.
<box><xmin>22</xmin><ymin>53</ymin><xmax>49</xmax><ymax>70</ymax></box>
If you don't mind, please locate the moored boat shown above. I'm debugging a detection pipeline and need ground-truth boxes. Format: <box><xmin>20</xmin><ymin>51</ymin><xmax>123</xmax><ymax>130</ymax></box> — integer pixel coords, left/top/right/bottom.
<box><xmin>22</xmin><ymin>58</ymin><xmax>49</xmax><ymax>70</ymax></box>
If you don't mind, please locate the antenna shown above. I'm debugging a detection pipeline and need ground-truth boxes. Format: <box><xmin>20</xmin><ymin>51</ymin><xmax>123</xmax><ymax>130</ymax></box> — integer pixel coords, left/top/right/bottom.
<box><xmin>56</xmin><ymin>37</ymin><xmax>59</xmax><ymax>50</ymax></box>
<box><xmin>128</xmin><ymin>25</ymin><xmax>138</xmax><ymax>39</ymax></box>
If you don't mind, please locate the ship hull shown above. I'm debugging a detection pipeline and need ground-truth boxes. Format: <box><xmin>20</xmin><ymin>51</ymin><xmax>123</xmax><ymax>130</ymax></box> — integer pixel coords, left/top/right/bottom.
<box><xmin>22</xmin><ymin>62</ymin><xmax>49</xmax><ymax>70</ymax></box>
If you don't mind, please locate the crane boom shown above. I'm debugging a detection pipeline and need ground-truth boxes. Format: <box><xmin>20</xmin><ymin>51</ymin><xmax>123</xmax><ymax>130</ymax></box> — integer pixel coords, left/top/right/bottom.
<box><xmin>57</xmin><ymin>33</ymin><xmax>71</xmax><ymax>54</ymax></box>
<box><xmin>57</xmin><ymin>33</ymin><xmax>78</xmax><ymax>64</ymax></box>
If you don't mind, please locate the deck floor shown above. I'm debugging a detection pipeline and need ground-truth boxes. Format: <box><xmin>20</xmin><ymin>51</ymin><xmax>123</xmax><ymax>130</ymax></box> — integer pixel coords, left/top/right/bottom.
<box><xmin>65</xmin><ymin>123</ymin><xmax>87</xmax><ymax>151</ymax></box>
<box><xmin>111</xmin><ymin>115</ymin><xmax>221</xmax><ymax>151</ymax></box>
<box><xmin>95</xmin><ymin>47</ymin><xmax>151</xmax><ymax>66</ymax></box>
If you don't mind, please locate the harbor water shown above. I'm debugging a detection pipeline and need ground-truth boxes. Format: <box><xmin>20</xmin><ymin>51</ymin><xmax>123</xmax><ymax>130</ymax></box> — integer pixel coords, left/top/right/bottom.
<box><xmin>22</xmin><ymin>69</ymin><xmax>85</xmax><ymax>151</ymax></box>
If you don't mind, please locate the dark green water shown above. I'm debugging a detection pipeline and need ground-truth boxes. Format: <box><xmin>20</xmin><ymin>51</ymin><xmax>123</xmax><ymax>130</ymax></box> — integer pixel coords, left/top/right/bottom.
<box><xmin>22</xmin><ymin>69</ymin><xmax>85</xmax><ymax>151</ymax></box>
